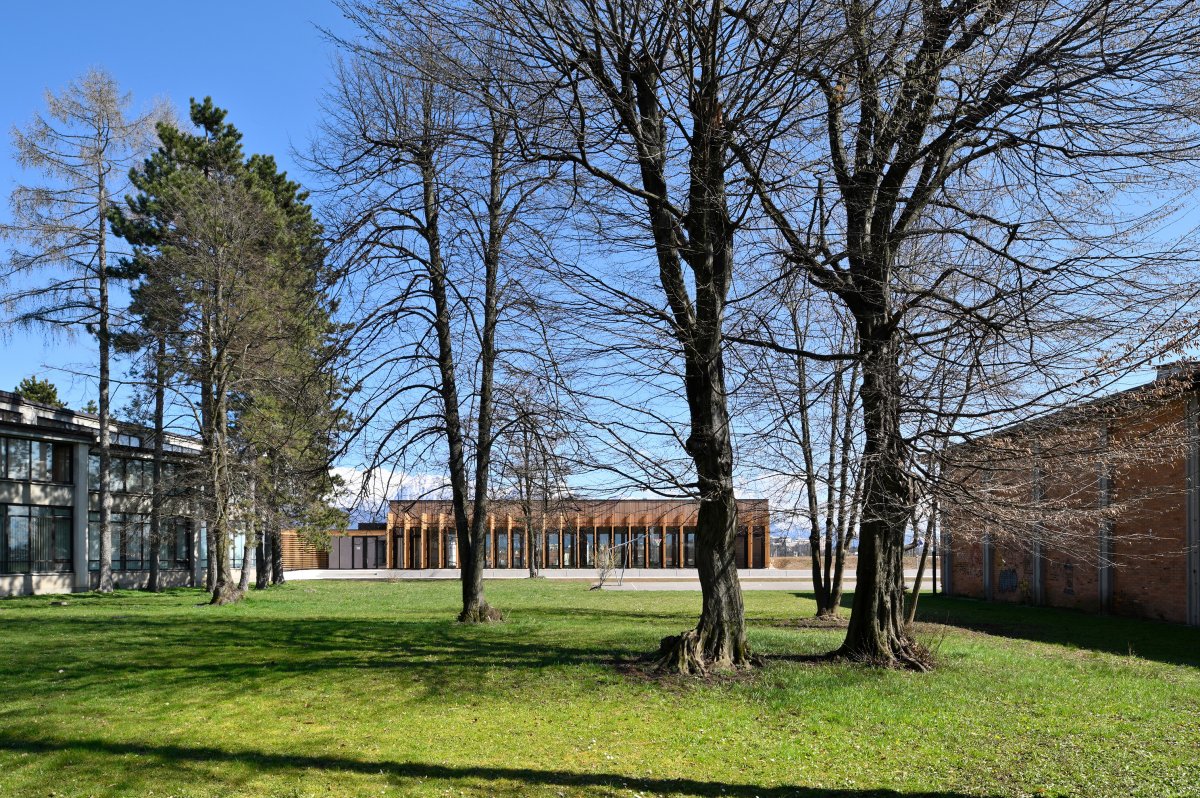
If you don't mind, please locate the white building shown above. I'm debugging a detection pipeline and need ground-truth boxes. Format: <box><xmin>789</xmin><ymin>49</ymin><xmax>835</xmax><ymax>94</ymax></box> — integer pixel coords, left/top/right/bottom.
<box><xmin>0</xmin><ymin>389</ymin><xmax>241</xmax><ymax>596</ymax></box>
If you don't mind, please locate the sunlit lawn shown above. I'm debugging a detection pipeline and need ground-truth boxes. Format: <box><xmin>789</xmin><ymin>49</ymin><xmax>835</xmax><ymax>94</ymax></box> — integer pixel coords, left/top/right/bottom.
<box><xmin>0</xmin><ymin>579</ymin><xmax>1197</xmax><ymax>797</ymax></box>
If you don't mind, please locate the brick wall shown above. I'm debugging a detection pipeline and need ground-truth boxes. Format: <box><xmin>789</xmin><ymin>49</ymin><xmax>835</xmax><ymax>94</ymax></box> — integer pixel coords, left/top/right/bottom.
<box><xmin>946</xmin><ymin>393</ymin><xmax>1196</xmax><ymax>625</ymax></box>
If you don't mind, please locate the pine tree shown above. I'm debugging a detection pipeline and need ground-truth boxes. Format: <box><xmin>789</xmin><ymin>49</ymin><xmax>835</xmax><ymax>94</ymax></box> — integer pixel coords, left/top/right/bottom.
<box><xmin>14</xmin><ymin>376</ymin><xmax>65</xmax><ymax>407</ymax></box>
<box><xmin>114</xmin><ymin>98</ymin><xmax>341</xmax><ymax>604</ymax></box>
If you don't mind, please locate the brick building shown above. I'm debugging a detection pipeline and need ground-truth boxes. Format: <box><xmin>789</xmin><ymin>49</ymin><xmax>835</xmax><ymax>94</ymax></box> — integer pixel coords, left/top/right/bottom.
<box><xmin>286</xmin><ymin>497</ymin><xmax>771</xmax><ymax>572</ymax></box>
<box><xmin>942</xmin><ymin>366</ymin><xmax>1200</xmax><ymax>626</ymax></box>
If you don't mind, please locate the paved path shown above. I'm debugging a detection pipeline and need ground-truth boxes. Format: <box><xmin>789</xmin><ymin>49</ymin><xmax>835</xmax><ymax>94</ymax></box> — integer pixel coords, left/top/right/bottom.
<box><xmin>284</xmin><ymin>567</ymin><xmax>929</xmax><ymax>591</ymax></box>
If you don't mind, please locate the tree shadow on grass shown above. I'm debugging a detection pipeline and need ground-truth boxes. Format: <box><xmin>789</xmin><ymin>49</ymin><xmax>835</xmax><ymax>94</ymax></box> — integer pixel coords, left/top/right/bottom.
<box><xmin>781</xmin><ymin>592</ymin><xmax>1200</xmax><ymax>668</ymax></box>
<box><xmin>0</xmin><ymin>614</ymin><xmax>635</xmax><ymax>703</ymax></box>
<box><xmin>0</xmin><ymin>733</ymin><xmax>998</xmax><ymax>798</ymax></box>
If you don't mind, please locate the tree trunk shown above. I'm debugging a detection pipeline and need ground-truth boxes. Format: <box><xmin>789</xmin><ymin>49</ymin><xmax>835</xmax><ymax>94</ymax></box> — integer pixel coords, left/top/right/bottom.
<box><xmin>416</xmin><ymin>107</ymin><xmax>503</xmax><ymax>623</ymax></box>
<box><xmin>906</xmin><ymin>500</ymin><xmax>937</xmax><ymax>625</ymax></box>
<box><xmin>837</xmin><ymin>329</ymin><xmax>928</xmax><ymax>670</ymax></box>
<box><xmin>96</xmin><ymin>165</ymin><xmax>114</xmax><ymax>594</ymax></box>
<box><xmin>655</xmin><ymin>485</ymin><xmax>747</xmax><ymax>674</ymax></box>
<box><xmin>655</xmin><ymin>251</ymin><xmax>747</xmax><ymax>672</ymax></box>
<box><xmin>237</xmin><ymin>534</ymin><xmax>253</xmax><ymax>593</ymax></box>
<box><xmin>270</xmin><ymin>524</ymin><xmax>284</xmax><ymax>584</ymax></box>
<box><xmin>238</xmin><ymin>485</ymin><xmax>255</xmax><ymax>593</ymax></box>
<box><xmin>458</xmin><ymin>518</ymin><xmax>499</xmax><ymax>622</ymax></box>
<box><xmin>207</xmin><ymin>329</ymin><xmax>241</xmax><ymax>606</ymax></box>
<box><xmin>147</xmin><ymin>335</ymin><xmax>166</xmax><ymax>593</ymax></box>
<box><xmin>527</xmin><ymin>515</ymin><xmax>540</xmax><ymax>578</ymax></box>
<box><xmin>831</xmin><ymin>464</ymin><xmax>861</xmax><ymax>612</ymax></box>
<box><xmin>794</xmin><ymin>335</ymin><xmax>830</xmax><ymax>615</ymax></box>
<box><xmin>255</xmin><ymin>511</ymin><xmax>270</xmax><ymax>589</ymax></box>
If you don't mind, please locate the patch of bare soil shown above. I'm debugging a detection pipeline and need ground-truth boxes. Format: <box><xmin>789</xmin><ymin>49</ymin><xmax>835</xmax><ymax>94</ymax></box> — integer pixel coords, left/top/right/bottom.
<box><xmin>761</xmin><ymin>615</ymin><xmax>849</xmax><ymax>630</ymax></box>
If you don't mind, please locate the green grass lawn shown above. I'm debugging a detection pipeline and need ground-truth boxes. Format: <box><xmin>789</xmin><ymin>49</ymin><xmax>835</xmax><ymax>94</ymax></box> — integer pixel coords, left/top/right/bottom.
<box><xmin>1</xmin><ymin>580</ymin><xmax>1197</xmax><ymax>798</ymax></box>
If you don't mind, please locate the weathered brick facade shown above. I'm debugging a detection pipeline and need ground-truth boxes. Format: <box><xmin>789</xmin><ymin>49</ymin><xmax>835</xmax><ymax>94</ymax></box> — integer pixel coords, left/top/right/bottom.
<box><xmin>943</xmin><ymin>376</ymin><xmax>1200</xmax><ymax>626</ymax></box>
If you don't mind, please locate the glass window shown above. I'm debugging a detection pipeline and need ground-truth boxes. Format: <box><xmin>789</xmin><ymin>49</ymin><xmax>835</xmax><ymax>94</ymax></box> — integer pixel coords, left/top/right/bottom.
<box><xmin>6</xmin><ymin>509</ymin><xmax>30</xmax><ymax>569</ymax></box>
<box><xmin>444</xmin><ymin>531</ymin><xmax>457</xmax><ymax>568</ymax></box>
<box><xmin>409</xmin><ymin>531</ymin><xmax>421</xmax><ymax>568</ymax></box>
<box><xmin>546</xmin><ymin>532</ymin><xmax>560</xmax><ymax>568</ymax></box>
<box><xmin>52</xmin><ymin>443</ymin><xmax>72</xmax><ymax>483</ymax></box>
<box><xmin>231</xmin><ymin>525</ymin><xmax>246</xmax><ymax>569</ymax></box>
<box><xmin>127</xmin><ymin>460</ymin><xmax>146</xmax><ymax>493</ymax></box>
<box><xmin>426</xmin><ymin>529</ymin><xmax>440</xmax><ymax>568</ymax></box>
<box><xmin>597</xmin><ymin>528</ymin><xmax>611</xmax><ymax>558</ymax></box>
<box><xmin>54</xmin><ymin>515</ymin><xmax>71</xmax><ymax>561</ymax></box>
<box><xmin>630</xmin><ymin>527</ymin><xmax>646</xmax><ymax>567</ymax></box>
<box><xmin>0</xmin><ymin>438</ymin><xmax>6</xmax><ymax>477</ymax></box>
<box><xmin>177</xmin><ymin>521</ymin><xmax>190</xmax><ymax>565</ymax></box>
<box><xmin>138</xmin><ymin>460</ymin><xmax>152</xmax><ymax>493</ymax></box>
<box><xmin>648</xmin><ymin>526</ymin><xmax>662</xmax><ymax>567</ymax></box>
<box><xmin>112</xmin><ymin>458</ymin><xmax>127</xmax><ymax>493</ymax></box>
<box><xmin>88</xmin><ymin>454</ymin><xmax>100</xmax><ymax>491</ymax></box>
<box><xmin>665</xmin><ymin>529</ymin><xmax>679</xmax><ymax>567</ymax></box>
<box><xmin>613</xmin><ymin>530</ymin><xmax>627</xmax><ymax>567</ymax></box>
<box><xmin>30</xmin><ymin>441</ymin><xmax>50</xmax><ymax>481</ymax></box>
<box><xmin>1</xmin><ymin>505</ymin><xmax>71</xmax><ymax>574</ymax></box>
<box><xmin>7</xmin><ymin>438</ymin><xmax>31</xmax><ymax>481</ymax></box>
<box><xmin>580</xmin><ymin>530</ymin><xmax>594</xmax><ymax>568</ymax></box>
<box><xmin>496</xmin><ymin>531</ymin><xmax>508</xmax><ymax>568</ymax></box>
<box><xmin>684</xmin><ymin>527</ymin><xmax>696</xmax><ymax>567</ymax></box>
<box><xmin>562</xmin><ymin>531</ymin><xmax>575</xmax><ymax>567</ymax></box>
<box><xmin>511</xmin><ymin>528</ymin><xmax>523</xmax><ymax>569</ymax></box>
<box><xmin>88</xmin><ymin>512</ymin><xmax>100</xmax><ymax>571</ymax></box>
<box><xmin>735</xmin><ymin>525</ymin><xmax>748</xmax><ymax>569</ymax></box>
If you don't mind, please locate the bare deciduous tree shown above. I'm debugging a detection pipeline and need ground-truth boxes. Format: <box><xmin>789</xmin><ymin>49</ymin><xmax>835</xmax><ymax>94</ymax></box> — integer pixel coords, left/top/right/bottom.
<box><xmin>733</xmin><ymin>0</ymin><xmax>1200</xmax><ymax>667</ymax></box>
<box><xmin>317</xmin><ymin>3</ymin><xmax>559</xmax><ymax>622</ymax></box>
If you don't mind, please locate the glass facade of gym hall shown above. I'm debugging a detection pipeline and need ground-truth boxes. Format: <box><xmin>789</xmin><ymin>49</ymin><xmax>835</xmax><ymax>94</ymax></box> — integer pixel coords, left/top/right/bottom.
<box><xmin>313</xmin><ymin>498</ymin><xmax>771</xmax><ymax>570</ymax></box>
<box><xmin>1</xmin><ymin>389</ymin><xmax>205</xmax><ymax>596</ymax></box>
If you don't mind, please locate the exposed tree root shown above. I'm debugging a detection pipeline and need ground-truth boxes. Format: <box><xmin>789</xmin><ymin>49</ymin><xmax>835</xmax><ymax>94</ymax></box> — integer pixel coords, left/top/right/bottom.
<box><xmin>457</xmin><ymin>603</ymin><xmax>505</xmax><ymax>624</ymax></box>
<box><xmin>833</xmin><ymin>636</ymin><xmax>935</xmax><ymax>672</ymax></box>
<box><xmin>653</xmin><ymin>628</ymin><xmax>755</xmax><ymax>676</ymax></box>
<box><xmin>209</xmin><ymin>584</ymin><xmax>245</xmax><ymax>606</ymax></box>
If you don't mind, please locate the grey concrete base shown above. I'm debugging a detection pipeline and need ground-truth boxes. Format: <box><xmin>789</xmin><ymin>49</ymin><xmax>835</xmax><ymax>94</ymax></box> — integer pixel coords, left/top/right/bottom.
<box><xmin>89</xmin><ymin>568</ymin><xmax>199</xmax><ymax>591</ymax></box>
<box><xmin>0</xmin><ymin>566</ymin><xmax>256</xmax><ymax>597</ymax></box>
<box><xmin>0</xmin><ymin>572</ymin><xmax>75</xmax><ymax>598</ymax></box>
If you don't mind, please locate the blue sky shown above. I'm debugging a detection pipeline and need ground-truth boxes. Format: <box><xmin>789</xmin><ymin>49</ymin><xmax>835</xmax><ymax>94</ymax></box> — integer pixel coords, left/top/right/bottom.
<box><xmin>0</xmin><ymin>0</ymin><xmax>353</xmax><ymax>409</ymax></box>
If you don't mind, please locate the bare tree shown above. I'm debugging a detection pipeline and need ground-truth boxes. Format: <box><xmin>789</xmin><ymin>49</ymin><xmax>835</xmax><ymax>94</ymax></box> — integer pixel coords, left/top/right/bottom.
<box><xmin>1</xmin><ymin>69</ymin><xmax>161</xmax><ymax>593</ymax></box>
<box><xmin>466</xmin><ymin>0</ymin><xmax>834</xmax><ymax>673</ymax></box>
<box><xmin>493</xmin><ymin>382</ymin><xmax>580</xmax><ymax>576</ymax></box>
<box><xmin>733</xmin><ymin>0</ymin><xmax>1200</xmax><ymax>667</ymax></box>
<box><xmin>316</xmin><ymin>4</ymin><xmax>560</xmax><ymax>622</ymax></box>
<box><xmin>734</xmin><ymin>284</ymin><xmax>861</xmax><ymax>618</ymax></box>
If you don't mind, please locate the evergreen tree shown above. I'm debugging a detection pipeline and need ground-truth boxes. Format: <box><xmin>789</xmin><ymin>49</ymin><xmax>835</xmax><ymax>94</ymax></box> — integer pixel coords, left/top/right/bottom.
<box><xmin>14</xmin><ymin>376</ymin><xmax>65</xmax><ymax>408</ymax></box>
<box><xmin>114</xmin><ymin>98</ymin><xmax>341</xmax><ymax>603</ymax></box>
